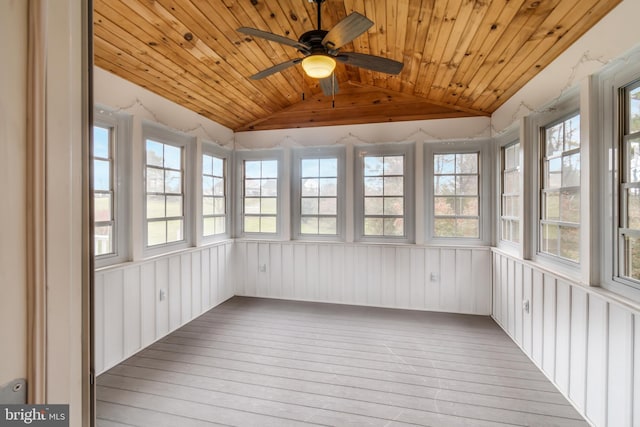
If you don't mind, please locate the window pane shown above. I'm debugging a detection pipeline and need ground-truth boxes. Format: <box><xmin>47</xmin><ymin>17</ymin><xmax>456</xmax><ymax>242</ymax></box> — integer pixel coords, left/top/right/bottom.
<box><xmin>434</xmin><ymin>197</ymin><xmax>455</xmax><ymax>216</ymax></box>
<box><xmin>544</xmin><ymin>192</ymin><xmax>560</xmax><ymax>221</ymax></box>
<box><xmin>541</xmin><ymin>223</ymin><xmax>559</xmax><ymax>256</ymax></box>
<box><xmin>630</xmin><ymin>86</ymin><xmax>640</xmax><ymax>134</ymax></box>
<box><xmin>364</xmin><ymin>156</ymin><xmax>383</xmax><ymax>176</ymax></box>
<box><xmin>301</xmin><ymin>159</ymin><xmax>319</xmax><ymax>177</ymax></box>
<box><xmin>301</xmin><ymin>178</ymin><xmax>319</xmax><ymax>196</ymax></box>
<box><xmin>319</xmin><ymin>218</ymin><xmax>337</xmax><ymax>234</ymax></box>
<box><xmin>384</xmin><ymin>218</ymin><xmax>404</xmax><ymax>236</ymax></box>
<box><xmin>166</xmin><ymin>219</ymin><xmax>183</xmax><ymax>243</ymax></box>
<box><xmin>203</xmin><ymin>196</ymin><xmax>214</xmax><ymax>215</ymax></box>
<box><xmin>384</xmin><ymin>197</ymin><xmax>404</xmax><ymax>215</ymax></box>
<box><xmin>458</xmin><ymin>197</ymin><xmax>478</xmax><ymax>216</ymax></box>
<box><xmin>434</xmin><ymin>154</ymin><xmax>455</xmax><ymax>174</ymax></box>
<box><xmin>203</xmin><ymin>217</ymin><xmax>215</xmax><ymax>236</ymax></box>
<box><xmin>364</xmin><ymin>197</ymin><xmax>383</xmax><ymax>215</ymax></box>
<box><xmin>261</xmin><ymin>179</ymin><xmax>278</xmax><ymax>197</ymax></box>
<box><xmin>560</xmin><ymin>191</ymin><xmax>580</xmax><ymax>223</ymax></box>
<box><xmin>93</xmin><ymin>126</ymin><xmax>110</xmax><ymax>158</ymax></box>
<box><xmin>245</xmin><ymin>161</ymin><xmax>261</xmax><ymax>178</ymax></box>
<box><xmin>564</xmin><ymin>116</ymin><xmax>580</xmax><ymax>150</ymax></box>
<box><xmin>203</xmin><ymin>176</ymin><xmax>214</xmax><ymax>195</ymax></box>
<box><xmin>147</xmin><ymin>221</ymin><xmax>166</xmax><ymax>246</ymax></box>
<box><xmin>146</xmin><ymin>167</ymin><xmax>163</xmax><ymax>193</ymax></box>
<box><xmin>434</xmin><ymin>218</ymin><xmax>455</xmax><ymax>237</ymax></box>
<box><xmin>457</xmin><ymin>218</ymin><xmax>479</xmax><ymax>238</ymax></box>
<box><xmin>214</xmin><ymin>197</ymin><xmax>225</xmax><ymax>215</ymax></box>
<box><xmin>202</xmin><ymin>155</ymin><xmax>213</xmax><ymax>175</ymax></box>
<box><xmin>164</xmin><ymin>145</ymin><xmax>181</xmax><ymax>170</ymax></box>
<box><xmin>456</xmin><ymin>153</ymin><xmax>477</xmax><ymax>174</ymax></box>
<box><xmin>214</xmin><ymin>217</ymin><xmax>225</xmax><ymax>234</ymax></box>
<box><xmin>262</xmin><ymin>160</ymin><xmax>278</xmax><ymax>178</ymax></box>
<box><xmin>146</xmin><ymin>195</ymin><xmax>165</xmax><ymax>219</ymax></box>
<box><xmin>319</xmin><ymin>158</ymin><xmax>337</xmax><ymax>177</ymax></box>
<box><xmin>165</xmin><ymin>170</ymin><xmax>182</xmax><ymax>193</ymax></box>
<box><xmin>456</xmin><ymin>176</ymin><xmax>477</xmax><ymax>195</ymax></box>
<box><xmin>301</xmin><ymin>198</ymin><xmax>319</xmax><ymax>215</ymax></box>
<box><xmin>562</xmin><ymin>154</ymin><xmax>580</xmax><ymax>187</ymax></box>
<box><xmin>244</xmin><ymin>198</ymin><xmax>260</xmax><ymax>214</ymax></box>
<box><xmin>244</xmin><ymin>216</ymin><xmax>260</xmax><ymax>233</ymax></box>
<box><xmin>319</xmin><ymin>178</ymin><xmax>337</xmax><ymax>196</ymax></box>
<box><xmin>260</xmin><ymin>216</ymin><xmax>277</xmax><ymax>233</ymax></box>
<box><xmin>623</xmin><ymin>234</ymin><xmax>640</xmax><ymax>280</ymax></box>
<box><xmin>434</xmin><ymin>176</ymin><xmax>455</xmax><ymax>195</ymax></box>
<box><xmin>546</xmin><ymin>123</ymin><xmax>564</xmax><ymax>157</ymax></box>
<box><xmin>559</xmin><ymin>226</ymin><xmax>579</xmax><ymax>261</ymax></box>
<box><xmin>94</xmin><ymin>225</ymin><xmax>113</xmax><ymax>255</ymax></box>
<box><xmin>213</xmin><ymin>177</ymin><xmax>225</xmax><ymax>196</ymax></box>
<box><xmin>212</xmin><ymin>157</ymin><xmax>224</xmax><ymax>177</ymax></box>
<box><xmin>166</xmin><ymin>195</ymin><xmax>182</xmax><ymax>217</ymax></box>
<box><xmin>94</xmin><ymin>159</ymin><xmax>110</xmax><ymax>191</ymax></box>
<box><xmin>512</xmin><ymin>221</ymin><xmax>520</xmax><ymax>243</ymax></box>
<box><xmin>628</xmin><ymin>188</ymin><xmax>640</xmax><ymax>229</ymax></box>
<box><xmin>364</xmin><ymin>177</ymin><xmax>383</xmax><ymax>196</ymax></box>
<box><xmin>94</xmin><ymin>193</ymin><xmax>112</xmax><ymax>222</ymax></box>
<box><xmin>546</xmin><ymin>158</ymin><xmax>562</xmax><ymax>189</ymax></box>
<box><xmin>383</xmin><ymin>156</ymin><xmax>403</xmax><ymax>175</ymax></box>
<box><xmin>384</xmin><ymin>177</ymin><xmax>403</xmax><ymax>196</ymax></box>
<box><xmin>319</xmin><ymin>198</ymin><xmax>337</xmax><ymax>215</ymax></box>
<box><xmin>146</xmin><ymin>140</ymin><xmax>164</xmax><ymax>167</ymax></box>
<box><xmin>629</xmin><ymin>138</ymin><xmax>640</xmax><ymax>183</ymax></box>
<box><xmin>301</xmin><ymin>217</ymin><xmax>318</xmax><ymax>234</ymax></box>
<box><xmin>364</xmin><ymin>218</ymin><xmax>383</xmax><ymax>236</ymax></box>
<box><xmin>245</xmin><ymin>179</ymin><xmax>261</xmax><ymax>197</ymax></box>
<box><xmin>261</xmin><ymin>198</ymin><xmax>277</xmax><ymax>214</ymax></box>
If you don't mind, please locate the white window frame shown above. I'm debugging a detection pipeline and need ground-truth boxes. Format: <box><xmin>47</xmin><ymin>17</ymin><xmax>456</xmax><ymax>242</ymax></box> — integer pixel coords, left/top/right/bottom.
<box><xmin>93</xmin><ymin>106</ymin><xmax>131</xmax><ymax>268</ymax></box>
<box><xmin>354</xmin><ymin>143</ymin><xmax>415</xmax><ymax>243</ymax></box>
<box><xmin>425</xmin><ymin>140</ymin><xmax>491</xmax><ymax>245</ymax></box>
<box><xmin>201</xmin><ymin>143</ymin><xmax>232</xmax><ymax>243</ymax></box>
<box><xmin>142</xmin><ymin>122</ymin><xmax>195</xmax><ymax>257</ymax></box>
<box><xmin>235</xmin><ymin>149</ymin><xmax>284</xmax><ymax>239</ymax></box>
<box><xmin>525</xmin><ymin>93</ymin><xmax>582</xmax><ymax>275</ymax></box>
<box><xmin>495</xmin><ymin>128</ymin><xmax>522</xmax><ymax>253</ymax></box>
<box><xmin>291</xmin><ymin>146</ymin><xmax>346</xmax><ymax>241</ymax></box>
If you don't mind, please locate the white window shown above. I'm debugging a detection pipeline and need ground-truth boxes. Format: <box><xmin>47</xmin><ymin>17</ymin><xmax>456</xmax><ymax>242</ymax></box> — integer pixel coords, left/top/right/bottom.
<box><xmin>433</xmin><ymin>152</ymin><xmax>480</xmax><ymax>238</ymax></box>
<box><xmin>202</xmin><ymin>145</ymin><xmax>230</xmax><ymax>240</ymax></box>
<box><xmin>355</xmin><ymin>144</ymin><xmax>414</xmax><ymax>242</ymax></box>
<box><xmin>236</xmin><ymin>150</ymin><xmax>283</xmax><ymax>237</ymax></box>
<box><xmin>619</xmin><ymin>81</ymin><xmax>640</xmax><ymax>283</ymax></box>
<box><xmin>93</xmin><ymin>107</ymin><xmax>130</xmax><ymax>267</ymax></box>
<box><xmin>539</xmin><ymin>114</ymin><xmax>580</xmax><ymax>262</ymax></box>
<box><xmin>501</xmin><ymin>141</ymin><xmax>521</xmax><ymax>244</ymax></box>
<box><xmin>425</xmin><ymin>140</ymin><xmax>490</xmax><ymax>244</ymax></box>
<box><xmin>292</xmin><ymin>147</ymin><xmax>345</xmax><ymax>240</ymax></box>
<box><xmin>142</xmin><ymin>124</ymin><xmax>193</xmax><ymax>252</ymax></box>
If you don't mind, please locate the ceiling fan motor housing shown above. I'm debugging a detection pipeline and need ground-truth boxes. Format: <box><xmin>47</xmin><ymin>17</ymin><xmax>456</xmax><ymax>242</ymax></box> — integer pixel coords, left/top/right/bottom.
<box><xmin>299</xmin><ymin>30</ymin><xmax>330</xmax><ymax>55</ymax></box>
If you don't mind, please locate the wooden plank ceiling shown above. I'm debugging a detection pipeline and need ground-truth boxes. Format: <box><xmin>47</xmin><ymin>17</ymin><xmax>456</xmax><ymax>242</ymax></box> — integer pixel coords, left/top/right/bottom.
<box><xmin>94</xmin><ymin>0</ymin><xmax>620</xmax><ymax>132</ymax></box>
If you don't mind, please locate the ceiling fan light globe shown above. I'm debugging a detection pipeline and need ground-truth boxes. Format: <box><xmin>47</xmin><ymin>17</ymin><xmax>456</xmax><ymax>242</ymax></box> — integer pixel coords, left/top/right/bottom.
<box><xmin>301</xmin><ymin>55</ymin><xmax>336</xmax><ymax>79</ymax></box>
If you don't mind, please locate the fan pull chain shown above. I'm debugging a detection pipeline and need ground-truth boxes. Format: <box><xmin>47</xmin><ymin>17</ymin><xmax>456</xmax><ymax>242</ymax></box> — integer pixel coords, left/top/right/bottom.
<box><xmin>332</xmin><ymin>73</ymin><xmax>335</xmax><ymax>109</ymax></box>
<box><xmin>301</xmin><ymin>70</ymin><xmax>305</xmax><ymax>101</ymax></box>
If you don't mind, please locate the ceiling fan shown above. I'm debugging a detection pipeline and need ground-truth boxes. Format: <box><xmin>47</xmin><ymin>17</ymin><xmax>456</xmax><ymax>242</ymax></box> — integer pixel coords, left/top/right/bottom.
<box><xmin>237</xmin><ymin>0</ymin><xmax>403</xmax><ymax>95</ymax></box>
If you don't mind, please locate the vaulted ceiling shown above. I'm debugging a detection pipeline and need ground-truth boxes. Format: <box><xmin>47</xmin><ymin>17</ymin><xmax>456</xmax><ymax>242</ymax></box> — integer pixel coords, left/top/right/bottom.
<box><xmin>94</xmin><ymin>0</ymin><xmax>620</xmax><ymax>132</ymax></box>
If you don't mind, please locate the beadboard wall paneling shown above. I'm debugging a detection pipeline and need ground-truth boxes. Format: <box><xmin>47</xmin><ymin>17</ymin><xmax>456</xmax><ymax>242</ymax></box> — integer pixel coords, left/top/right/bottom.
<box><xmin>491</xmin><ymin>249</ymin><xmax>638</xmax><ymax>427</ymax></box>
<box><xmin>235</xmin><ymin>241</ymin><xmax>492</xmax><ymax>315</ymax></box>
<box><xmin>94</xmin><ymin>241</ymin><xmax>234</xmax><ymax>375</ymax></box>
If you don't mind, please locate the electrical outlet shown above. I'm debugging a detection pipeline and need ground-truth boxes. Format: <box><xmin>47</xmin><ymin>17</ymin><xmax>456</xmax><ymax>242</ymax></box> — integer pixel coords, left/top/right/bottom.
<box><xmin>259</xmin><ymin>264</ymin><xmax>267</xmax><ymax>273</ymax></box>
<box><xmin>430</xmin><ymin>273</ymin><xmax>439</xmax><ymax>282</ymax></box>
<box><xmin>159</xmin><ymin>289</ymin><xmax>166</xmax><ymax>301</ymax></box>
<box><xmin>523</xmin><ymin>299</ymin><xmax>530</xmax><ymax>314</ymax></box>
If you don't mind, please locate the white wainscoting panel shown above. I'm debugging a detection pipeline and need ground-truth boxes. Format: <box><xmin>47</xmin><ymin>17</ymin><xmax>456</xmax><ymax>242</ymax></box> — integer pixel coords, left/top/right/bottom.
<box><xmin>492</xmin><ymin>249</ymin><xmax>640</xmax><ymax>427</ymax></box>
<box><xmin>235</xmin><ymin>241</ymin><xmax>492</xmax><ymax>315</ymax></box>
<box><xmin>94</xmin><ymin>241</ymin><xmax>234</xmax><ymax>375</ymax></box>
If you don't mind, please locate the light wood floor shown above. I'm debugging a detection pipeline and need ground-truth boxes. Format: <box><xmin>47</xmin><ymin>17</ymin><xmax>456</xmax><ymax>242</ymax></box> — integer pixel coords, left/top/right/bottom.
<box><xmin>96</xmin><ymin>297</ymin><xmax>588</xmax><ymax>427</ymax></box>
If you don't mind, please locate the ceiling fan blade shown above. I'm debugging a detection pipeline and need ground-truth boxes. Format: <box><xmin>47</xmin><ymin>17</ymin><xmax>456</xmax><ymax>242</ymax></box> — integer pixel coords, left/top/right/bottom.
<box><xmin>238</xmin><ymin>27</ymin><xmax>309</xmax><ymax>51</ymax></box>
<box><xmin>250</xmin><ymin>59</ymin><xmax>301</xmax><ymax>80</ymax></box>
<box><xmin>319</xmin><ymin>76</ymin><xmax>339</xmax><ymax>96</ymax></box>
<box><xmin>337</xmin><ymin>52</ymin><xmax>403</xmax><ymax>74</ymax></box>
<box><xmin>322</xmin><ymin>12</ymin><xmax>373</xmax><ymax>50</ymax></box>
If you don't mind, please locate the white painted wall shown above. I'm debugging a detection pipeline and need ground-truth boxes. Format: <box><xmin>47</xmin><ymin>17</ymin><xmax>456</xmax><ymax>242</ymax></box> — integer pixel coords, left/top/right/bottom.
<box><xmin>492</xmin><ymin>249</ymin><xmax>640</xmax><ymax>427</ymax></box>
<box><xmin>236</xmin><ymin>241</ymin><xmax>492</xmax><ymax>315</ymax></box>
<box><xmin>0</xmin><ymin>0</ymin><xmax>27</xmax><ymax>390</ymax></box>
<box><xmin>491</xmin><ymin>0</ymin><xmax>640</xmax><ymax>134</ymax></box>
<box><xmin>94</xmin><ymin>241</ymin><xmax>234</xmax><ymax>375</ymax></box>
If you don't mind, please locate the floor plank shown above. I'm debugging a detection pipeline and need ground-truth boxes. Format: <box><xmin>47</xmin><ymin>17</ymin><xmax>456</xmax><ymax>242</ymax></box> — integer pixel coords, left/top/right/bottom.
<box><xmin>97</xmin><ymin>296</ymin><xmax>588</xmax><ymax>427</ymax></box>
